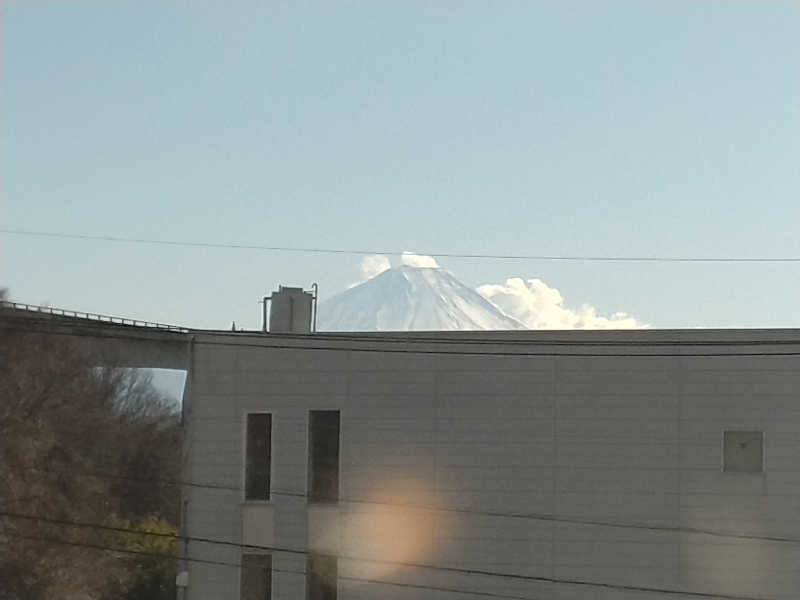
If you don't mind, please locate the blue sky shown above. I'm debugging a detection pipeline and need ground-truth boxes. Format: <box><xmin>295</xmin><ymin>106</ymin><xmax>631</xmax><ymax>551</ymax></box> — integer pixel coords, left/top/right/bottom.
<box><xmin>2</xmin><ymin>0</ymin><xmax>799</xmax><ymax>330</ymax></box>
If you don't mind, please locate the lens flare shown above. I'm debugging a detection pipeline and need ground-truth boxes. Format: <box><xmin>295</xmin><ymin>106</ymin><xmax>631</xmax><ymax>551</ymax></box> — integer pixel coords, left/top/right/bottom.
<box><xmin>342</xmin><ymin>476</ymin><xmax>444</xmax><ymax>580</ymax></box>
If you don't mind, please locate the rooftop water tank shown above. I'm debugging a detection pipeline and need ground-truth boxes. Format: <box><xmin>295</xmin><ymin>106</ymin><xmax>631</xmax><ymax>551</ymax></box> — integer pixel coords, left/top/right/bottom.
<box><xmin>267</xmin><ymin>286</ymin><xmax>314</xmax><ymax>333</ymax></box>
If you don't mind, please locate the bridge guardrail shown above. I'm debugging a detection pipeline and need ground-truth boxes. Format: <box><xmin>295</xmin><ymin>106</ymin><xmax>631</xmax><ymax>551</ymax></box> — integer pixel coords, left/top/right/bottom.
<box><xmin>0</xmin><ymin>301</ymin><xmax>189</xmax><ymax>333</ymax></box>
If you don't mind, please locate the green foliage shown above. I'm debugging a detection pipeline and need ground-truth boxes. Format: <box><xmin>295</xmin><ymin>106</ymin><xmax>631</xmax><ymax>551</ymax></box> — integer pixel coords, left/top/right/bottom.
<box><xmin>107</xmin><ymin>516</ymin><xmax>179</xmax><ymax>600</ymax></box>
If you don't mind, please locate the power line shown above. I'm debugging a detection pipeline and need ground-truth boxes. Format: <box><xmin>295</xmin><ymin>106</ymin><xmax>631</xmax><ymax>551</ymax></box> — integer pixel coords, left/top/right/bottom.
<box><xmin>337</xmin><ymin>575</ymin><xmax>542</xmax><ymax>600</ymax></box>
<box><xmin>19</xmin><ymin>464</ymin><xmax>800</xmax><ymax>547</ymax></box>
<box><xmin>193</xmin><ymin>336</ymin><xmax>800</xmax><ymax>358</ymax></box>
<box><xmin>0</xmin><ymin>510</ymin><xmax>303</xmax><ymax>556</ymax></box>
<box><xmin>202</xmin><ymin>329</ymin><xmax>800</xmax><ymax>347</ymax></box>
<box><xmin>0</xmin><ymin>511</ymin><xmax>773</xmax><ymax>600</ymax></box>
<box><xmin>10</xmin><ymin>305</ymin><xmax>800</xmax><ymax>349</ymax></box>
<box><xmin>12</xmin><ymin>308</ymin><xmax>800</xmax><ymax>356</ymax></box>
<box><xmin>3</xmin><ymin>530</ymin><xmax>543</xmax><ymax>600</ymax></box>
<box><xmin>6</xmin><ymin>530</ymin><xmax>247</xmax><ymax>570</ymax></box>
<box><xmin>5</xmin><ymin>319</ymin><xmax>800</xmax><ymax>358</ymax></box>
<box><xmin>12</xmin><ymin>309</ymin><xmax>800</xmax><ymax>348</ymax></box>
<box><xmin>3</xmin><ymin>228</ymin><xmax>800</xmax><ymax>264</ymax></box>
<box><xmin>4</xmin><ymin>530</ymin><xmax>306</xmax><ymax>581</ymax></box>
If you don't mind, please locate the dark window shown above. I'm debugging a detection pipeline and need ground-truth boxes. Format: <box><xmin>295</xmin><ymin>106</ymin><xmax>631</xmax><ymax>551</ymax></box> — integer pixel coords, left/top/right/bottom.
<box><xmin>308</xmin><ymin>410</ymin><xmax>340</xmax><ymax>502</ymax></box>
<box><xmin>307</xmin><ymin>553</ymin><xmax>337</xmax><ymax>600</ymax></box>
<box><xmin>246</xmin><ymin>413</ymin><xmax>271</xmax><ymax>500</ymax></box>
<box><xmin>241</xmin><ymin>554</ymin><xmax>271</xmax><ymax>600</ymax></box>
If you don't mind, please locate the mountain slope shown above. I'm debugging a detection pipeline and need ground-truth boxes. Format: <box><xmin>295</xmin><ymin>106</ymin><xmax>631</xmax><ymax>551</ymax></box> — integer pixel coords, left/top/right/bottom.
<box><xmin>317</xmin><ymin>266</ymin><xmax>526</xmax><ymax>331</ymax></box>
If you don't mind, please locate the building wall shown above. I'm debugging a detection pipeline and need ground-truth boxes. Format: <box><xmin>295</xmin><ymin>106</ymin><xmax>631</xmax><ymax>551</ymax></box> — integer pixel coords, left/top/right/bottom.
<box><xmin>183</xmin><ymin>331</ymin><xmax>800</xmax><ymax>600</ymax></box>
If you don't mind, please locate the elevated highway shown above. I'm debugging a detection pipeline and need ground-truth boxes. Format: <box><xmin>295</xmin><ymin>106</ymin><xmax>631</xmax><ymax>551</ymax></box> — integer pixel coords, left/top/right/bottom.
<box><xmin>0</xmin><ymin>301</ymin><xmax>192</xmax><ymax>370</ymax></box>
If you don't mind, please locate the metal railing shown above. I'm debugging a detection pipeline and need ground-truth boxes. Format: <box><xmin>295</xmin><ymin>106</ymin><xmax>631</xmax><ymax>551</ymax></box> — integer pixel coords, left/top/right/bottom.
<box><xmin>0</xmin><ymin>301</ymin><xmax>189</xmax><ymax>332</ymax></box>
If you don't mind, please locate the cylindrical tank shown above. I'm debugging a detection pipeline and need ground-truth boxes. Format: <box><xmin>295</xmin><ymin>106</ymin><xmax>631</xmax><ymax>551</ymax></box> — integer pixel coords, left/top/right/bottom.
<box><xmin>268</xmin><ymin>286</ymin><xmax>313</xmax><ymax>333</ymax></box>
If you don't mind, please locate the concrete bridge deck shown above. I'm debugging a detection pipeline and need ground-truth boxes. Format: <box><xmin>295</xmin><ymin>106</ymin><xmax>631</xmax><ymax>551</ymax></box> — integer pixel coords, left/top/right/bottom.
<box><xmin>0</xmin><ymin>301</ymin><xmax>192</xmax><ymax>370</ymax></box>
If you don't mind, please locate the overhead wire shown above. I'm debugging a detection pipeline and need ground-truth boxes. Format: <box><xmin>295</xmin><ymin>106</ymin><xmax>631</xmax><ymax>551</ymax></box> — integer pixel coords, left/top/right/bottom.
<box><xmin>198</xmin><ymin>330</ymin><xmax>800</xmax><ymax>347</ymax></box>
<box><xmin>7</xmin><ymin>306</ymin><xmax>800</xmax><ymax>348</ymax></box>
<box><xmin>3</xmin><ymin>529</ymin><xmax>544</xmax><ymax>600</ymax></box>
<box><xmin>0</xmin><ymin>511</ymin><xmax>773</xmax><ymax>600</ymax></box>
<box><xmin>5</xmin><ymin>319</ymin><xmax>800</xmax><ymax>358</ymax></box>
<box><xmin>195</xmin><ymin>335</ymin><xmax>800</xmax><ymax>358</ymax></box>
<box><xmin>3</xmin><ymin>228</ymin><xmax>800</xmax><ymax>264</ymax></box>
<box><xmin>19</xmin><ymin>465</ymin><xmax>800</xmax><ymax>547</ymax></box>
<box><xmin>0</xmin><ymin>510</ymin><xmax>304</xmax><ymax>556</ymax></box>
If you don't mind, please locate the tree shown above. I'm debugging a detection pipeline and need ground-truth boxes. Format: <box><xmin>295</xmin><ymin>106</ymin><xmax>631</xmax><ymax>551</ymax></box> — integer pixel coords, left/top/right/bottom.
<box><xmin>0</xmin><ymin>330</ymin><xmax>182</xmax><ymax>600</ymax></box>
<box><xmin>108</xmin><ymin>516</ymin><xmax>178</xmax><ymax>600</ymax></box>
<box><xmin>95</xmin><ymin>368</ymin><xmax>182</xmax><ymax>523</ymax></box>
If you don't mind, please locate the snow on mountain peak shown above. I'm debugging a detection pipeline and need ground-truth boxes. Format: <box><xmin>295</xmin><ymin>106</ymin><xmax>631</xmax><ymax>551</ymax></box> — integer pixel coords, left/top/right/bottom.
<box><xmin>317</xmin><ymin>265</ymin><xmax>525</xmax><ymax>331</ymax></box>
<box><xmin>401</xmin><ymin>251</ymin><xmax>440</xmax><ymax>269</ymax></box>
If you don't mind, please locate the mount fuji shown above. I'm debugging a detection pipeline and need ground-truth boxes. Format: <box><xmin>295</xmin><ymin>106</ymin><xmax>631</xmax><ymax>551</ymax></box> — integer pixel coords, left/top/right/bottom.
<box><xmin>316</xmin><ymin>265</ymin><xmax>526</xmax><ymax>331</ymax></box>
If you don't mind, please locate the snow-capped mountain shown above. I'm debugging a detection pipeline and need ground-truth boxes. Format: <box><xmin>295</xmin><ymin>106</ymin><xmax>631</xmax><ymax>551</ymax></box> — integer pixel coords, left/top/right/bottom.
<box><xmin>317</xmin><ymin>265</ymin><xmax>526</xmax><ymax>331</ymax></box>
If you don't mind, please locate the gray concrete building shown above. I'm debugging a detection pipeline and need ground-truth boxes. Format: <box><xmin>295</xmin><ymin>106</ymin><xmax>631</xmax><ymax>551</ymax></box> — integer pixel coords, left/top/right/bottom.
<box><xmin>183</xmin><ymin>327</ymin><xmax>800</xmax><ymax>600</ymax></box>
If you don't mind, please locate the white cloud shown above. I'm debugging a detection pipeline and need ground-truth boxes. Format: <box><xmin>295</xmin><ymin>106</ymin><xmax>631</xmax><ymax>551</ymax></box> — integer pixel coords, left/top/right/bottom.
<box><xmin>477</xmin><ymin>277</ymin><xmax>647</xmax><ymax>330</ymax></box>
<box><xmin>401</xmin><ymin>251</ymin><xmax>440</xmax><ymax>269</ymax></box>
<box><xmin>360</xmin><ymin>255</ymin><xmax>391</xmax><ymax>281</ymax></box>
